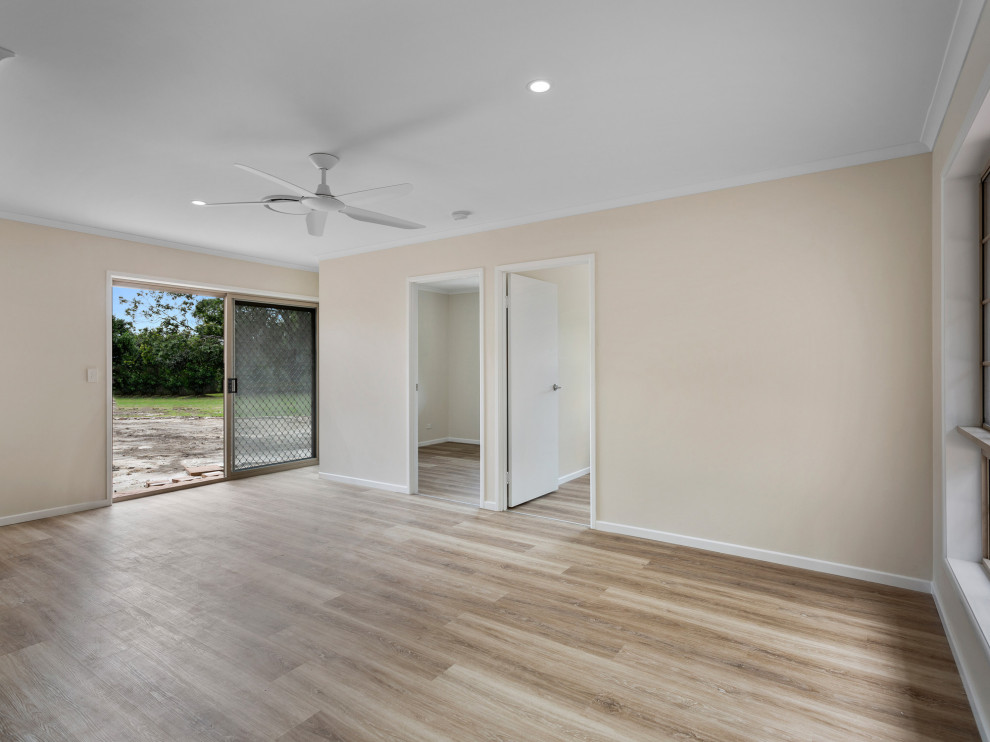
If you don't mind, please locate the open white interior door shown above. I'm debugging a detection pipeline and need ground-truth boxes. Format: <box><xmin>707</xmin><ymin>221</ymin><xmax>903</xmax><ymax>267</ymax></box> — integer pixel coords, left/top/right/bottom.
<box><xmin>507</xmin><ymin>274</ymin><xmax>560</xmax><ymax>506</ymax></box>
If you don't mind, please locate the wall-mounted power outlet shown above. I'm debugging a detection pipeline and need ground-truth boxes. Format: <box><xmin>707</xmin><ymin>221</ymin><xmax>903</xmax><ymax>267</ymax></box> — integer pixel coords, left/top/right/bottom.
<box><xmin>426</xmin><ymin>423</ymin><xmax>432</xmax><ymax>429</ymax></box>
<box><xmin>86</xmin><ymin>368</ymin><xmax>98</xmax><ymax>383</ymax></box>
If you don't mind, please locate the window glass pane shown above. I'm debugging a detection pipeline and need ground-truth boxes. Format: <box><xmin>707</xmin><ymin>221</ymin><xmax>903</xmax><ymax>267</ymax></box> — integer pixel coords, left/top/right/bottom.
<box><xmin>232</xmin><ymin>302</ymin><xmax>316</xmax><ymax>471</ymax></box>
<box><xmin>984</xmin><ymin>303</ymin><xmax>990</xmax><ymax>364</ymax></box>
<box><xmin>984</xmin><ymin>365</ymin><xmax>990</xmax><ymax>425</ymax></box>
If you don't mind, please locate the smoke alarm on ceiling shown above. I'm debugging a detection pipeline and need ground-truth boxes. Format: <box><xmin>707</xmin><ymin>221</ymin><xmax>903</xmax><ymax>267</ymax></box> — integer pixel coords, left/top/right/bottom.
<box><xmin>452</xmin><ymin>210</ymin><xmax>472</xmax><ymax>221</ymax></box>
<box><xmin>0</xmin><ymin>47</ymin><xmax>15</xmax><ymax>63</ymax></box>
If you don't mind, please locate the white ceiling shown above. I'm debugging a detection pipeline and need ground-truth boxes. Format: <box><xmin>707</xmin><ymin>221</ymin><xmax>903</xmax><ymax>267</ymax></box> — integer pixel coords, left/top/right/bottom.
<box><xmin>0</xmin><ymin>0</ymin><xmax>981</xmax><ymax>270</ymax></box>
<box><xmin>419</xmin><ymin>276</ymin><xmax>480</xmax><ymax>294</ymax></box>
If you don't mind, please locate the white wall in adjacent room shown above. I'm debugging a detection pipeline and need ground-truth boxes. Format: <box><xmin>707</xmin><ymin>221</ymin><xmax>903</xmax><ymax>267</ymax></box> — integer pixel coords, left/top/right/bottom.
<box><xmin>446</xmin><ymin>291</ymin><xmax>480</xmax><ymax>442</ymax></box>
<box><xmin>417</xmin><ymin>289</ymin><xmax>450</xmax><ymax>442</ymax></box>
<box><xmin>417</xmin><ymin>288</ymin><xmax>479</xmax><ymax>444</ymax></box>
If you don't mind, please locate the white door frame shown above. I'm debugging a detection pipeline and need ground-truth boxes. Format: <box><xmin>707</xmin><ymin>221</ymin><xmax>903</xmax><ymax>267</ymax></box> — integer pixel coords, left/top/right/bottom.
<box><xmin>495</xmin><ymin>254</ymin><xmax>596</xmax><ymax>526</ymax></box>
<box><xmin>407</xmin><ymin>268</ymin><xmax>485</xmax><ymax>504</ymax></box>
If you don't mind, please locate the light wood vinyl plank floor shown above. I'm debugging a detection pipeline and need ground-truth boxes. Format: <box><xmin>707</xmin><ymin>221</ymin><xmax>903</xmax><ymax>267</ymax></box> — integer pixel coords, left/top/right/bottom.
<box><xmin>417</xmin><ymin>441</ymin><xmax>479</xmax><ymax>506</ymax></box>
<box><xmin>511</xmin><ymin>474</ymin><xmax>590</xmax><ymax>525</ymax></box>
<box><xmin>0</xmin><ymin>466</ymin><xmax>978</xmax><ymax>741</ymax></box>
<box><xmin>418</xmin><ymin>443</ymin><xmax>590</xmax><ymax>525</ymax></box>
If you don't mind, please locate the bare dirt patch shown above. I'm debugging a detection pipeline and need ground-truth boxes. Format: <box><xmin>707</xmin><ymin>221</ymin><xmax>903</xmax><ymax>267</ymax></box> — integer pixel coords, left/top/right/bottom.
<box><xmin>112</xmin><ymin>412</ymin><xmax>223</xmax><ymax>493</ymax></box>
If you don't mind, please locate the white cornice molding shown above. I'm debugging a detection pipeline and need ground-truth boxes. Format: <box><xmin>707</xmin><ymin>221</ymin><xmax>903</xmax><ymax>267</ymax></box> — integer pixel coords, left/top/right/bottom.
<box><xmin>316</xmin><ymin>140</ymin><xmax>929</xmax><ymax>263</ymax></box>
<box><xmin>0</xmin><ymin>209</ymin><xmax>318</xmax><ymax>272</ymax></box>
<box><xmin>0</xmin><ymin>136</ymin><xmax>936</xmax><ymax>272</ymax></box>
<box><xmin>921</xmin><ymin>0</ymin><xmax>987</xmax><ymax>149</ymax></box>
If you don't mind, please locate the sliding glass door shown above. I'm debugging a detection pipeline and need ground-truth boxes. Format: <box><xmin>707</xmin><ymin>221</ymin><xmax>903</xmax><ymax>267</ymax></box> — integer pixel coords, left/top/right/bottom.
<box><xmin>228</xmin><ymin>299</ymin><xmax>317</xmax><ymax>473</ymax></box>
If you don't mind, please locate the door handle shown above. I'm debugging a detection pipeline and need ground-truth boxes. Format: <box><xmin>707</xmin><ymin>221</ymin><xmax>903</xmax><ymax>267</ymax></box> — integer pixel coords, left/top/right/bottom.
<box><xmin>552</xmin><ymin>384</ymin><xmax>562</xmax><ymax>391</ymax></box>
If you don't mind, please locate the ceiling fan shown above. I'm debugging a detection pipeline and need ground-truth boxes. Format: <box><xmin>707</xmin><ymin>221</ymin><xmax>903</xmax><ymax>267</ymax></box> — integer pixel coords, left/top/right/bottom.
<box><xmin>193</xmin><ymin>153</ymin><xmax>424</xmax><ymax>236</ymax></box>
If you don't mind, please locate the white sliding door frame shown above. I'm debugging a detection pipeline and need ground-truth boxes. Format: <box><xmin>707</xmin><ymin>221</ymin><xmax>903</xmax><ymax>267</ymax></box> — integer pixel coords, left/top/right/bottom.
<box><xmin>407</xmin><ymin>268</ymin><xmax>485</xmax><ymax>504</ymax></box>
<box><xmin>106</xmin><ymin>270</ymin><xmax>318</xmax><ymax>503</ymax></box>
<box><xmin>495</xmin><ymin>254</ymin><xmax>596</xmax><ymax>526</ymax></box>
<box><xmin>224</xmin><ymin>294</ymin><xmax>319</xmax><ymax>479</ymax></box>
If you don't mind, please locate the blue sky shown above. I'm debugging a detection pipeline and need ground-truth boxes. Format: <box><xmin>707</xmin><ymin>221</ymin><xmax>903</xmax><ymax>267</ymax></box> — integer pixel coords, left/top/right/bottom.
<box><xmin>112</xmin><ymin>286</ymin><xmax>212</xmax><ymax>330</ymax></box>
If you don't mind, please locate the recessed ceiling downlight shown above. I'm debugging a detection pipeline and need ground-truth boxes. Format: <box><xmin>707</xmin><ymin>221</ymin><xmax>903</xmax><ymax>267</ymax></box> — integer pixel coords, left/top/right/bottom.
<box><xmin>191</xmin><ymin>200</ymin><xmax>206</xmax><ymax>206</ymax></box>
<box><xmin>528</xmin><ymin>79</ymin><xmax>551</xmax><ymax>93</ymax></box>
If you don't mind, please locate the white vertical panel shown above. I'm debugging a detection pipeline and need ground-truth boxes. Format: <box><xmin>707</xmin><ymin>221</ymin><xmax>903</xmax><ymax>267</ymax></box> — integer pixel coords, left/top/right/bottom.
<box><xmin>508</xmin><ymin>274</ymin><xmax>559</xmax><ymax>506</ymax></box>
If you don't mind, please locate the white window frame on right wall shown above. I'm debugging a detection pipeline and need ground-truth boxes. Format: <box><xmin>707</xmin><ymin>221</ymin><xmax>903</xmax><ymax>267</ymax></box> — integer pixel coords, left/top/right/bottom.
<box><xmin>938</xmin><ymin>49</ymin><xmax>990</xmax><ymax>717</ymax></box>
<box><xmin>979</xmin><ymin>159</ymin><xmax>990</xmax><ymax>569</ymax></box>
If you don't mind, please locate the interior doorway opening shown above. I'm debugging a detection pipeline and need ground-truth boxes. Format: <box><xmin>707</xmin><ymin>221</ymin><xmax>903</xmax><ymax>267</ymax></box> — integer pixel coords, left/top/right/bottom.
<box><xmin>498</xmin><ymin>256</ymin><xmax>595</xmax><ymax>526</ymax></box>
<box><xmin>408</xmin><ymin>270</ymin><xmax>484</xmax><ymax>506</ymax></box>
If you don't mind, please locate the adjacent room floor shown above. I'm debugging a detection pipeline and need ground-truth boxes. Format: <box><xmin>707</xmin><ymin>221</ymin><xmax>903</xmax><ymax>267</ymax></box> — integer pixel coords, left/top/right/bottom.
<box><xmin>0</xmin><ymin>467</ymin><xmax>977</xmax><ymax>741</ymax></box>
<box><xmin>417</xmin><ymin>442</ymin><xmax>591</xmax><ymax>525</ymax></box>
<box><xmin>417</xmin><ymin>441</ymin><xmax>480</xmax><ymax>505</ymax></box>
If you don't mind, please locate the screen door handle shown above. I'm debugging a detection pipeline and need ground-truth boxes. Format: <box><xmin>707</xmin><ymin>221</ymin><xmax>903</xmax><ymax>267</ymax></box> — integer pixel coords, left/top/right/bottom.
<box><xmin>227</xmin><ymin>378</ymin><xmax>238</xmax><ymax>394</ymax></box>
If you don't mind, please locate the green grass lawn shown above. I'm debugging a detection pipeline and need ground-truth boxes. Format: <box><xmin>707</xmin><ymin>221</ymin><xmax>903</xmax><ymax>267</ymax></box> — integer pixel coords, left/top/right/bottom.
<box><xmin>235</xmin><ymin>393</ymin><xmax>313</xmax><ymax>417</ymax></box>
<box><xmin>113</xmin><ymin>394</ymin><xmax>224</xmax><ymax>417</ymax></box>
<box><xmin>113</xmin><ymin>393</ymin><xmax>313</xmax><ymax>418</ymax></box>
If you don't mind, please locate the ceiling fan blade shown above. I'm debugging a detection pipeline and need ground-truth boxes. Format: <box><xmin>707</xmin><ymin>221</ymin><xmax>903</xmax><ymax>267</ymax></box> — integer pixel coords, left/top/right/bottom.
<box><xmin>194</xmin><ymin>200</ymin><xmax>296</xmax><ymax>206</ymax></box>
<box><xmin>336</xmin><ymin>183</ymin><xmax>413</xmax><ymax>207</ymax></box>
<box><xmin>339</xmin><ymin>205</ymin><xmax>424</xmax><ymax>229</ymax></box>
<box><xmin>306</xmin><ymin>210</ymin><xmax>328</xmax><ymax>237</ymax></box>
<box><xmin>234</xmin><ymin>164</ymin><xmax>313</xmax><ymax>197</ymax></box>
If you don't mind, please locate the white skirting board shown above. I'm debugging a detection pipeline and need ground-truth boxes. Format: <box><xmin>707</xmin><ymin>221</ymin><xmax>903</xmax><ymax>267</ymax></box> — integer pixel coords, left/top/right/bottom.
<box><xmin>932</xmin><ymin>567</ymin><xmax>990</xmax><ymax>741</ymax></box>
<box><xmin>0</xmin><ymin>499</ymin><xmax>110</xmax><ymax>527</ymax></box>
<box><xmin>418</xmin><ymin>437</ymin><xmax>480</xmax><ymax>447</ymax></box>
<box><xmin>559</xmin><ymin>467</ymin><xmax>590</xmax><ymax>485</ymax></box>
<box><xmin>318</xmin><ymin>471</ymin><xmax>410</xmax><ymax>494</ymax></box>
<box><xmin>594</xmin><ymin>520</ymin><xmax>932</xmax><ymax>593</ymax></box>
<box><xmin>418</xmin><ymin>437</ymin><xmax>448</xmax><ymax>447</ymax></box>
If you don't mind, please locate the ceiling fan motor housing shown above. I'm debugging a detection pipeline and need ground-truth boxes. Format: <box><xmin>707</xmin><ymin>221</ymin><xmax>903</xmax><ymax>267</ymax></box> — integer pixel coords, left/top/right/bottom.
<box><xmin>302</xmin><ymin>195</ymin><xmax>345</xmax><ymax>212</ymax></box>
<box><xmin>309</xmin><ymin>152</ymin><xmax>339</xmax><ymax>171</ymax></box>
<box><xmin>263</xmin><ymin>195</ymin><xmax>309</xmax><ymax>215</ymax></box>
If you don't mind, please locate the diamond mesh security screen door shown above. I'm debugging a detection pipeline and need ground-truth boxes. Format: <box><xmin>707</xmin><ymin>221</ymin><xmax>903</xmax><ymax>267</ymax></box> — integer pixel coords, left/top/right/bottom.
<box><xmin>231</xmin><ymin>301</ymin><xmax>316</xmax><ymax>472</ymax></box>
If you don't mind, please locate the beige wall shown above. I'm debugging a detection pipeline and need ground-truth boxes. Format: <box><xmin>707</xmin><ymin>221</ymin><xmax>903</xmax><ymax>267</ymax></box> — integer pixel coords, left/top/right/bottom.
<box><xmin>417</xmin><ymin>289</ymin><xmax>450</xmax><ymax>442</ymax></box>
<box><xmin>446</xmin><ymin>292</ymin><xmax>480</xmax><ymax>442</ymax></box>
<box><xmin>0</xmin><ymin>218</ymin><xmax>317</xmax><ymax>521</ymax></box>
<box><xmin>319</xmin><ymin>152</ymin><xmax>932</xmax><ymax>580</ymax></box>
<box><xmin>520</xmin><ymin>265</ymin><xmax>590</xmax><ymax>479</ymax></box>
